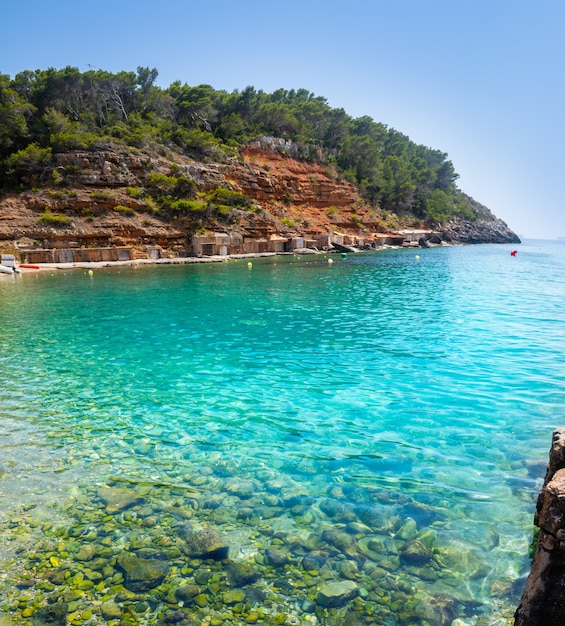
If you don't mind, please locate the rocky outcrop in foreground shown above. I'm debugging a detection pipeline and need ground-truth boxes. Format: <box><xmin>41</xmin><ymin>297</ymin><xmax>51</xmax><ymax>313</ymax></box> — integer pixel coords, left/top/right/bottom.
<box><xmin>515</xmin><ymin>428</ymin><xmax>565</xmax><ymax>625</ymax></box>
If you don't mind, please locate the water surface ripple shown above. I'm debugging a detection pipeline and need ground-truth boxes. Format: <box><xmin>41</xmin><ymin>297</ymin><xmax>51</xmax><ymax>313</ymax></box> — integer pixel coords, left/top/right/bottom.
<box><xmin>0</xmin><ymin>241</ymin><xmax>564</xmax><ymax>625</ymax></box>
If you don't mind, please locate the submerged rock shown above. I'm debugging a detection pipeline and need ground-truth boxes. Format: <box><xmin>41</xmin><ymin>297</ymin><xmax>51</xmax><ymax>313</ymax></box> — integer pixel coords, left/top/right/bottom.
<box><xmin>265</xmin><ymin>548</ymin><xmax>290</xmax><ymax>567</ymax></box>
<box><xmin>75</xmin><ymin>544</ymin><xmax>97</xmax><ymax>561</ymax></box>
<box><xmin>100</xmin><ymin>601</ymin><xmax>122</xmax><ymax>621</ymax></box>
<box><xmin>319</xmin><ymin>498</ymin><xmax>355</xmax><ymax>522</ymax></box>
<box><xmin>317</xmin><ymin>580</ymin><xmax>360</xmax><ymax>608</ymax></box>
<box><xmin>176</xmin><ymin>584</ymin><xmax>200</xmax><ymax>604</ymax></box>
<box><xmin>31</xmin><ymin>603</ymin><xmax>68</xmax><ymax>626</ymax></box>
<box><xmin>396</xmin><ymin>517</ymin><xmax>418</xmax><ymax>541</ymax></box>
<box><xmin>177</xmin><ymin>523</ymin><xmax>229</xmax><ymax>560</ymax></box>
<box><xmin>399</xmin><ymin>539</ymin><xmax>432</xmax><ymax>566</ymax></box>
<box><xmin>222</xmin><ymin>589</ymin><xmax>246</xmax><ymax>605</ymax></box>
<box><xmin>158</xmin><ymin>610</ymin><xmax>197</xmax><ymax>624</ymax></box>
<box><xmin>321</xmin><ymin>528</ymin><xmax>356</xmax><ymax>555</ymax></box>
<box><xmin>226</xmin><ymin>561</ymin><xmax>261</xmax><ymax>586</ymax></box>
<box><xmin>302</xmin><ymin>553</ymin><xmax>326</xmax><ymax>571</ymax></box>
<box><xmin>224</xmin><ymin>477</ymin><xmax>257</xmax><ymax>498</ymax></box>
<box><xmin>116</xmin><ymin>554</ymin><xmax>170</xmax><ymax>591</ymax></box>
<box><xmin>97</xmin><ymin>486</ymin><xmax>144</xmax><ymax>514</ymax></box>
<box><xmin>357</xmin><ymin>536</ymin><xmax>383</xmax><ymax>561</ymax></box>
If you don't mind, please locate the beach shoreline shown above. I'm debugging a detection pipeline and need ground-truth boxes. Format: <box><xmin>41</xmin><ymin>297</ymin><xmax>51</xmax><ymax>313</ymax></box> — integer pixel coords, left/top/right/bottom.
<box><xmin>1</xmin><ymin>246</ymin><xmax>411</xmax><ymax>274</ymax></box>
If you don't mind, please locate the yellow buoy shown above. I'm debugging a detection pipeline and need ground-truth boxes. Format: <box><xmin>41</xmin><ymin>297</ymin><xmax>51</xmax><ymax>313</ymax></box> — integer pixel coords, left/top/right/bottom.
<box><xmin>88</xmin><ymin>269</ymin><xmax>94</xmax><ymax>276</ymax></box>
<box><xmin>327</xmin><ymin>258</ymin><xmax>334</xmax><ymax>264</ymax></box>
<box><xmin>415</xmin><ymin>255</ymin><xmax>420</xmax><ymax>260</ymax></box>
<box><xmin>247</xmin><ymin>262</ymin><xmax>252</xmax><ymax>268</ymax></box>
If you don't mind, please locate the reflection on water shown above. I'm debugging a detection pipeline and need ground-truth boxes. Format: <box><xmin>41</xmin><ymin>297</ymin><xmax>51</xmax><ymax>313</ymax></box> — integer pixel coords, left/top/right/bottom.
<box><xmin>0</xmin><ymin>243</ymin><xmax>563</xmax><ymax>624</ymax></box>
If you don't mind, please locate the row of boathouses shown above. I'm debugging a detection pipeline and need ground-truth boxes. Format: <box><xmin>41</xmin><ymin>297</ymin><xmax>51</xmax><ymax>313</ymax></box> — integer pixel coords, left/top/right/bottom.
<box><xmin>17</xmin><ymin>230</ymin><xmax>431</xmax><ymax>264</ymax></box>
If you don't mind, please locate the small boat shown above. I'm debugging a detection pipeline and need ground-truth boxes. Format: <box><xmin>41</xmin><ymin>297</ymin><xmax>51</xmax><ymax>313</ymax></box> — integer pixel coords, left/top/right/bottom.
<box><xmin>1</xmin><ymin>254</ymin><xmax>19</xmax><ymax>273</ymax></box>
<box><xmin>19</xmin><ymin>264</ymin><xmax>41</xmax><ymax>269</ymax></box>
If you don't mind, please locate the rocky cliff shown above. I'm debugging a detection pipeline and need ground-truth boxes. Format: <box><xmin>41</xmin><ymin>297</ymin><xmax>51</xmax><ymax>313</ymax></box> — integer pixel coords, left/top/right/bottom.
<box><xmin>0</xmin><ymin>143</ymin><xmax>519</xmax><ymax>256</ymax></box>
<box><xmin>515</xmin><ymin>428</ymin><xmax>565</xmax><ymax>625</ymax></box>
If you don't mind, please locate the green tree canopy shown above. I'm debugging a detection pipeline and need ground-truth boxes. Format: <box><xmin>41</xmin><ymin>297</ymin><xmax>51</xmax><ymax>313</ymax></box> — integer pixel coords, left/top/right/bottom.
<box><xmin>0</xmin><ymin>65</ymin><xmax>480</xmax><ymax>223</ymax></box>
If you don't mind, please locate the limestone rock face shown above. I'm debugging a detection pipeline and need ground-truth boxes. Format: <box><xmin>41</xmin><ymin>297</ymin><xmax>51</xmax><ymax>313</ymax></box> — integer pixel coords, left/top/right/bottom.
<box><xmin>439</xmin><ymin>217</ymin><xmax>521</xmax><ymax>245</ymax></box>
<box><xmin>515</xmin><ymin>428</ymin><xmax>565</xmax><ymax>625</ymax></box>
<box><xmin>0</xmin><ymin>143</ymin><xmax>520</xmax><ymax>251</ymax></box>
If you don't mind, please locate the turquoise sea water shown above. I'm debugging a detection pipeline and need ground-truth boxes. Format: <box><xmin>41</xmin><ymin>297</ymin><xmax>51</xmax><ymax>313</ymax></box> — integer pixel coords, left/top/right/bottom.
<box><xmin>0</xmin><ymin>241</ymin><xmax>564</xmax><ymax>625</ymax></box>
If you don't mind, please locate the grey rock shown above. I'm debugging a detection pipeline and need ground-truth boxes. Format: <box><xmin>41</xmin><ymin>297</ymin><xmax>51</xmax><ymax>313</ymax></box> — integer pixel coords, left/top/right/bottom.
<box><xmin>222</xmin><ymin>589</ymin><xmax>247</xmax><ymax>605</ymax></box>
<box><xmin>97</xmin><ymin>486</ymin><xmax>143</xmax><ymax>514</ymax></box>
<box><xmin>302</xmin><ymin>553</ymin><xmax>326</xmax><ymax>571</ymax></box>
<box><xmin>176</xmin><ymin>584</ymin><xmax>200</xmax><ymax>604</ymax></box>
<box><xmin>265</xmin><ymin>549</ymin><xmax>290</xmax><ymax>568</ymax></box>
<box><xmin>177</xmin><ymin>524</ymin><xmax>229</xmax><ymax>560</ymax></box>
<box><xmin>226</xmin><ymin>561</ymin><xmax>260</xmax><ymax>586</ymax></box>
<box><xmin>31</xmin><ymin>603</ymin><xmax>68</xmax><ymax>626</ymax></box>
<box><xmin>100</xmin><ymin>601</ymin><xmax>122</xmax><ymax>620</ymax></box>
<box><xmin>115</xmin><ymin>554</ymin><xmax>170</xmax><ymax>592</ymax></box>
<box><xmin>439</xmin><ymin>214</ymin><xmax>520</xmax><ymax>244</ymax></box>
<box><xmin>317</xmin><ymin>580</ymin><xmax>359</xmax><ymax>608</ymax></box>
<box><xmin>75</xmin><ymin>544</ymin><xmax>97</xmax><ymax>561</ymax></box>
<box><xmin>399</xmin><ymin>539</ymin><xmax>432</xmax><ymax>566</ymax></box>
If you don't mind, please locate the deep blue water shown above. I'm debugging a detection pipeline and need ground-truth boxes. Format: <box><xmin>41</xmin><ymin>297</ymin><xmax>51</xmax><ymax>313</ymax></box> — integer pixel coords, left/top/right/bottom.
<box><xmin>0</xmin><ymin>240</ymin><xmax>563</xmax><ymax>624</ymax></box>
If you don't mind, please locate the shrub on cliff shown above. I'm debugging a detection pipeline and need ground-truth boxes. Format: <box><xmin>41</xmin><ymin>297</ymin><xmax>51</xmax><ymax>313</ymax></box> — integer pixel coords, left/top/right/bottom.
<box><xmin>5</xmin><ymin>144</ymin><xmax>53</xmax><ymax>187</ymax></box>
<box><xmin>38</xmin><ymin>209</ymin><xmax>72</xmax><ymax>226</ymax></box>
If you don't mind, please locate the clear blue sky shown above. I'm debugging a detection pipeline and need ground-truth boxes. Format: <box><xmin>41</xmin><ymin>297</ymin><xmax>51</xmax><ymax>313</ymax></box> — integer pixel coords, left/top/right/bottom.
<box><xmin>2</xmin><ymin>0</ymin><xmax>563</xmax><ymax>239</ymax></box>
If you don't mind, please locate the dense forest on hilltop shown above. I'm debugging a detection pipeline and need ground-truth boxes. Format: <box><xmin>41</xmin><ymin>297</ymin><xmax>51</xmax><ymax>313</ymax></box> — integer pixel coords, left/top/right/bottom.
<box><xmin>0</xmin><ymin>65</ymin><xmax>483</xmax><ymax>226</ymax></box>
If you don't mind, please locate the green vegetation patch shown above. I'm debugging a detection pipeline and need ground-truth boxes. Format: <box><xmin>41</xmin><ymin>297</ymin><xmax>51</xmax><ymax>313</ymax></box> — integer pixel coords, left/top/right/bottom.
<box><xmin>126</xmin><ymin>186</ymin><xmax>144</xmax><ymax>199</ymax></box>
<box><xmin>38</xmin><ymin>209</ymin><xmax>72</xmax><ymax>226</ymax></box>
<box><xmin>113</xmin><ymin>205</ymin><xmax>135</xmax><ymax>216</ymax></box>
<box><xmin>0</xmin><ymin>66</ymin><xmax>486</xmax><ymax>225</ymax></box>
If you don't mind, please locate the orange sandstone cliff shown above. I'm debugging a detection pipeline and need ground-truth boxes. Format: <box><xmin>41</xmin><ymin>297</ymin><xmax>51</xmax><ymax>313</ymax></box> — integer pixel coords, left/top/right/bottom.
<box><xmin>0</xmin><ymin>143</ymin><xmax>519</xmax><ymax>257</ymax></box>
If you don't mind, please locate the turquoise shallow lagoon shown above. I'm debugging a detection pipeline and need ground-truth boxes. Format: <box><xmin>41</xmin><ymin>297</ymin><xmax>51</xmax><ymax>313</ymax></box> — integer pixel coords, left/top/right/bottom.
<box><xmin>0</xmin><ymin>241</ymin><xmax>564</xmax><ymax>625</ymax></box>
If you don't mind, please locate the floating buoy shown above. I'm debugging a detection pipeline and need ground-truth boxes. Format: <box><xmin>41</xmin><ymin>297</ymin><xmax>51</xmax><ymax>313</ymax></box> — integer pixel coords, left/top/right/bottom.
<box><xmin>247</xmin><ymin>262</ymin><xmax>252</xmax><ymax>268</ymax></box>
<box><xmin>327</xmin><ymin>258</ymin><xmax>334</xmax><ymax>264</ymax></box>
<box><xmin>341</xmin><ymin>253</ymin><xmax>348</xmax><ymax>259</ymax></box>
<box><xmin>415</xmin><ymin>255</ymin><xmax>420</xmax><ymax>260</ymax></box>
<box><xmin>510</xmin><ymin>250</ymin><xmax>518</xmax><ymax>256</ymax></box>
<box><xmin>88</xmin><ymin>269</ymin><xmax>94</xmax><ymax>276</ymax></box>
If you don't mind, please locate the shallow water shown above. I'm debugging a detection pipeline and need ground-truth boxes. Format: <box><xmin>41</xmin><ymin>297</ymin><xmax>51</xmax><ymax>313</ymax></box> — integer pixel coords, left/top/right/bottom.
<box><xmin>0</xmin><ymin>241</ymin><xmax>564</xmax><ymax>625</ymax></box>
